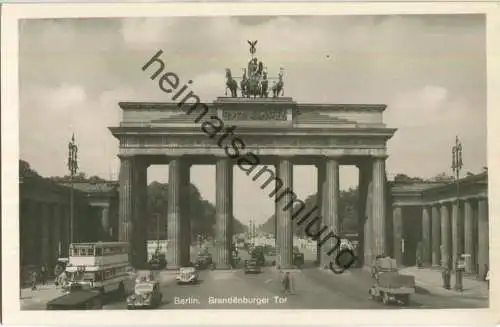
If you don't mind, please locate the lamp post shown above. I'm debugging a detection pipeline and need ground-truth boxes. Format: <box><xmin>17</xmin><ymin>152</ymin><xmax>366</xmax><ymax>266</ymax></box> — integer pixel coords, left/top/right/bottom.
<box><xmin>451</xmin><ymin>135</ymin><xmax>464</xmax><ymax>291</ymax></box>
<box><xmin>67</xmin><ymin>134</ymin><xmax>78</xmax><ymax>245</ymax></box>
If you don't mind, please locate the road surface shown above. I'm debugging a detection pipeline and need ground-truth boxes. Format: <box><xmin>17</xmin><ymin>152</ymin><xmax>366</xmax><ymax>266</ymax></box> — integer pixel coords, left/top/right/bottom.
<box><xmin>102</xmin><ymin>247</ymin><xmax>487</xmax><ymax>310</ymax></box>
<box><xmin>21</xmin><ymin>245</ymin><xmax>488</xmax><ymax>310</ymax></box>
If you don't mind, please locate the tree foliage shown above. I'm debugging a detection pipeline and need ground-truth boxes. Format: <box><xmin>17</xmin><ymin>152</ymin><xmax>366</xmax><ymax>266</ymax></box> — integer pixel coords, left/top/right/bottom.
<box><xmin>147</xmin><ymin>181</ymin><xmax>246</xmax><ymax>239</ymax></box>
<box><xmin>259</xmin><ymin>187</ymin><xmax>360</xmax><ymax>236</ymax></box>
<box><xmin>48</xmin><ymin>172</ymin><xmax>107</xmax><ymax>183</ymax></box>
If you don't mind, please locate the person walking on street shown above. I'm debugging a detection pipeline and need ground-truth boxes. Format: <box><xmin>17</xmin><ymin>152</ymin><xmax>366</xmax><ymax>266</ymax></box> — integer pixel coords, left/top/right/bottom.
<box><xmin>282</xmin><ymin>272</ymin><xmax>291</xmax><ymax>295</ymax></box>
<box><xmin>31</xmin><ymin>270</ymin><xmax>38</xmax><ymax>291</ymax></box>
<box><xmin>40</xmin><ymin>265</ymin><xmax>47</xmax><ymax>286</ymax></box>
<box><xmin>484</xmin><ymin>264</ymin><xmax>489</xmax><ymax>289</ymax></box>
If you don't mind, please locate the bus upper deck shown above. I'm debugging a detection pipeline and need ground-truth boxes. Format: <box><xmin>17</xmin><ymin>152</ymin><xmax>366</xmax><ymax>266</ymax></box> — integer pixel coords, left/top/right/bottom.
<box><xmin>67</xmin><ymin>242</ymin><xmax>130</xmax><ymax>270</ymax></box>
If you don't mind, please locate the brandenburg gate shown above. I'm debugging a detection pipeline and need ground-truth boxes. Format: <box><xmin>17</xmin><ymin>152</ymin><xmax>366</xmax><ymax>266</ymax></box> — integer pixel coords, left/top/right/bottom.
<box><xmin>109</xmin><ymin>43</ymin><xmax>397</xmax><ymax>269</ymax></box>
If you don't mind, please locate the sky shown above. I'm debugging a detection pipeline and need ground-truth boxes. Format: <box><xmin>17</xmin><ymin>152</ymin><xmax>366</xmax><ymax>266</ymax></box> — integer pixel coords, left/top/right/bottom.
<box><xmin>19</xmin><ymin>15</ymin><xmax>487</xmax><ymax>225</ymax></box>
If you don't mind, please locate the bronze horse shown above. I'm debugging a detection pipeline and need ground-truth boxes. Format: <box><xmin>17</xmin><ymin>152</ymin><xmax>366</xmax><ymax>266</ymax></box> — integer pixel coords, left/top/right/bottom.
<box><xmin>240</xmin><ymin>69</ymin><xmax>248</xmax><ymax>97</ymax></box>
<box><xmin>260</xmin><ymin>72</ymin><xmax>269</xmax><ymax>98</ymax></box>
<box><xmin>272</xmin><ymin>70</ymin><xmax>284</xmax><ymax>98</ymax></box>
<box><xmin>225</xmin><ymin>69</ymin><xmax>238</xmax><ymax>97</ymax></box>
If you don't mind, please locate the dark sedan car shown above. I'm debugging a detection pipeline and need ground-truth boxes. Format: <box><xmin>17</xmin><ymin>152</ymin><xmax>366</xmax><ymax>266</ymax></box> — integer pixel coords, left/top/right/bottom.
<box><xmin>244</xmin><ymin>259</ymin><xmax>262</xmax><ymax>274</ymax></box>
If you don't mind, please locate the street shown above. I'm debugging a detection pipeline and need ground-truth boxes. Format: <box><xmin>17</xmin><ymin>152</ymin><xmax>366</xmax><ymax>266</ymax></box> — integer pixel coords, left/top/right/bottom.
<box><xmin>21</xmin><ymin>245</ymin><xmax>488</xmax><ymax>310</ymax></box>
<box><xmin>101</xmin><ymin>246</ymin><xmax>487</xmax><ymax>310</ymax></box>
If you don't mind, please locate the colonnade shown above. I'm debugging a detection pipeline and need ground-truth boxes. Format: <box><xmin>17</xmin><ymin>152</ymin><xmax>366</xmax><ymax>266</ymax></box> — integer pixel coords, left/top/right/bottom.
<box><xmin>118</xmin><ymin>154</ymin><xmax>389</xmax><ymax>270</ymax></box>
<box><xmin>20</xmin><ymin>200</ymin><xmax>70</xmax><ymax>272</ymax></box>
<box><xmin>393</xmin><ymin>197</ymin><xmax>489</xmax><ymax>278</ymax></box>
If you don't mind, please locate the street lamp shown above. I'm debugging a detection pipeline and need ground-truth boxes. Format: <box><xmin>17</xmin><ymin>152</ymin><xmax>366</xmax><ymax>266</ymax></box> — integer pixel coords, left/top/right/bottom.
<box><xmin>451</xmin><ymin>135</ymin><xmax>464</xmax><ymax>291</ymax></box>
<box><xmin>67</xmin><ymin>133</ymin><xmax>78</xmax><ymax>245</ymax></box>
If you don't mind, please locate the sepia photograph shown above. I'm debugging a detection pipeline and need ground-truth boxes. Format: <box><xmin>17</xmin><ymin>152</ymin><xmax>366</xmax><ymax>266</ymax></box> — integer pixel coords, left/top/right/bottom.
<box><xmin>2</xmin><ymin>2</ymin><xmax>499</xmax><ymax>326</ymax></box>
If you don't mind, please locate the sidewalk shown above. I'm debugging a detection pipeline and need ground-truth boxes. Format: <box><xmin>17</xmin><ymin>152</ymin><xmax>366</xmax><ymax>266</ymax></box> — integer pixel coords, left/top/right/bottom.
<box><xmin>20</xmin><ymin>282</ymin><xmax>66</xmax><ymax>310</ymax></box>
<box><xmin>399</xmin><ymin>266</ymin><xmax>489</xmax><ymax>299</ymax></box>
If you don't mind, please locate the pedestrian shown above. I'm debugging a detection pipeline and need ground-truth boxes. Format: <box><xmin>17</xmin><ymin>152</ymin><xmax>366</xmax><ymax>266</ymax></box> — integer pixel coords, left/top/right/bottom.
<box><xmin>54</xmin><ymin>264</ymin><xmax>63</xmax><ymax>287</ymax></box>
<box><xmin>40</xmin><ymin>264</ymin><xmax>47</xmax><ymax>286</ymax></box>
<box><xmin>282</xmin><ymin>272</ymin><xmax>291</xmax><ymax>295</ymax></box>
<box><xmin>31</xmin><ymin>270</ymin><xmax>38</xmax><ymax>291</ymax></box>
<box><xmin>484</xmin><ymin>264</ymin><xmax>489</xmax><ymax>289</ymax></box>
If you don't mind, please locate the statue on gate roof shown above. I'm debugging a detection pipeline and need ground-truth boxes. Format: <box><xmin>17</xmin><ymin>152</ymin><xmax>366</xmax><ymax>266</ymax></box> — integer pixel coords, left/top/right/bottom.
<box><xmin>224</xmin><ymin>40</ymin><xmax>284</xmax><ymax>99</ymax></box>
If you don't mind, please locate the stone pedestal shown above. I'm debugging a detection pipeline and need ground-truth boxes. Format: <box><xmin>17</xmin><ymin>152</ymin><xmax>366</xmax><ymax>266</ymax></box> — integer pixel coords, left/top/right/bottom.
<box><xmin>440</xmin><ymin>204</ymin><xmax>451</xmax><ymax>268</ymax></box>
<box><xmin>167</xmin><ymin>159</ymin><xmax>183</xmax><ymax>269</ymax></box>
<box><xmin>276</xmin><ymin>158</ymin><xmax>293</xmax><ymax>269</ymax></box>
<box><xmin>371</xmin><ymin>157</ymin><xmax>386</xmax><ymax>258</ymax></box>
<box><xmin>431</xmin><ymin>205</ymin><xmax>441</xmax><ymax>267</ymax></box>
<box><xmin>393</xmin><ymin>206</ymin><xmax>403</xmax><ymax>265</ymax></box>
<box><xmin>463</xmin><ymin>200</ymin><xmax>474</xmax><ymax>273</ymax></box>
<box><xmin>422</xmin><ymin>206</ymin><xmax>432</xmax><ymax>265</ymax></box>
<box><xmin>214</xmin><ymin>158</ymin><xmax>233</xmax><ymax>269</ymax></box>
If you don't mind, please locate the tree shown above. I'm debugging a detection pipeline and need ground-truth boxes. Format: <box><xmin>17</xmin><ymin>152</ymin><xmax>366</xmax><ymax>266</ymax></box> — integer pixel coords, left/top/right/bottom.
<box><xmin>394</xmin><ymin>174</ymin><xmax>424</xmax><ymax>183</ymax></box>
<box><xmin>147</xmin><ymin>182</ymin><xmax>246</xmax><ymax>239</ymax></box>
<box><xmin>259</xmin><ymin>187</ymin><xmax>361</xmax><ymax>237</ymax></box>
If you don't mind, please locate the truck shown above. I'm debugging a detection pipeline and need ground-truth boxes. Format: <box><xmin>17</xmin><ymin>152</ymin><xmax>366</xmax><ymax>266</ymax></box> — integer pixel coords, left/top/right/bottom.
<box><xmin>368</xmin><ymin>257</ymin><xmax>415</xmax><ymax>306</ymax></box>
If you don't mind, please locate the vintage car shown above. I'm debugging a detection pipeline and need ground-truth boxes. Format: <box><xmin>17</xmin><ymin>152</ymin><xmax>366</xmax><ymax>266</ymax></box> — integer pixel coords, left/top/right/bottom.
<box><xmin>176</xmin><ymin>267</ymin><xmax>199</xmax><ymax>284</ymax></box>
<box><xmin>368</xmin><ymin>257</ymin><xmax>415</xmax><ymax>306</ymax></box>
<box><xmin>293</xmin><ymin>247</ymin><xmax>305</xmax><ymax>268</ymax></box>
<box><xmin>46</xmin><ymin>289</ymin><xmax>103</xmax><ymax>310</ymax></box>
<box><xmin>244</xmin><ymin>259</ymin><xmax>262</xmax><ymax>274</ymax></box>
<box><xmin>148</xmin><ymin>252</ymin><xmax>167</xmax><ymax>270</ymax></box>
<box><xmin>195</xmin><ymin>253</ymin><xmax>213</xmax><ymax>270</ymax></box>
<box><xmin>251</xmin><ymin>248</ymin><xmax>266</xmax><ymax>267</ymax></box>
<box><xmin>127</xmin><ymin>278</ymin><xmax>162</xmax><ymax>309</ymax></box>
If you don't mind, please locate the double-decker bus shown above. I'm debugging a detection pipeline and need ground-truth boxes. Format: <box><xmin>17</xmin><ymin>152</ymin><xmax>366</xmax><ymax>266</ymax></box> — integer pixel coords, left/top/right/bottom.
<box><xmin>65</xmin><ymin>242</ymin><xmax>134</xmax><ymax>296</ymax></box>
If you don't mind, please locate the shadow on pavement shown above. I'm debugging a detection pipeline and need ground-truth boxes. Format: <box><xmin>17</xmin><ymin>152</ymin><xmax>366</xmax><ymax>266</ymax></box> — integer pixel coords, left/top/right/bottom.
<box><xmin>414</xmin><ymin>285</ymin><xmax>432</xmax><ymax>295</ymax></box>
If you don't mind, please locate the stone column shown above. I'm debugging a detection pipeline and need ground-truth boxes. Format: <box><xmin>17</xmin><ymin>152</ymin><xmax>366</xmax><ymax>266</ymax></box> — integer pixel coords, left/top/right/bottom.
<box><xmin>440</xmin><ymin>203</ymin><xmax>451</xmax><ymax>268</ymax></box>
<box><xmin>215</xmin><ymin>157</ymin><xmax>233</xmax><ymax>269</ymax></box>
<box><xmin>53</xmin><ymin>204</ymin><xmax>61</xmax><ymax>258</ymax></box>
<box><xmin>316</xmin><ymin>162</ymin><xmax>325</xmax><ymax>266</ymax></box>
<box><xmin>101</xmin><ymin>206</ymin><xmax>110</xmax><ymax>238</ymax></box>
<box><xmin>393</xmin><ymin>206</ymin><xmax>403</xmax><ymax>266</ymax></box>
<box><xmin>422</xmin><ymin>206</ymin><xmax>432</xmax><ymax>266</ymax></box>
<box><xmin>180</xmin><ymin>164</ymin><xmax>191</xmax><ymax>266</ymax></box>
<box><xmin>451</xmin><ymin>200</ymin><xmax>462</xmax><ymax>269</ymax></box>
<box><xmin>372</xmin><ymin>156</ymin><xmax>387</xmax><ymax>258</ymax></box>
<box><xmin>276</xmin><ymin>157</ymin><xmax>293</xmax><ymax>269</ymax></box>
<box><xmin>133</xmin><ymin>158</ymin><xmax>148</xmax><ymax>268</ymax></box>
<box><xmin>463</xmin><ymin>200</ymin><xmax>475</xmax><ymax>273</ymax></box>
<box><xmin>431</xmin><ymin>205</ymin><xmax>441</xmax><ymax>267</ymax></box>
<box><xmin>321</xmin><ymin>157</ymin><xmax>340</xmax><ymax>267</ymax></box>
<box><xmin>41</xmin><ymin>203</ymin><xmax>50</xmax><ymax>269</ymax></box>
<box><xmin>357</xmin><ymin>162</ymin><xmax>370</xmax><ymax>267</ymax></box>
<box><xmin>477</xmin><ymin>198</ymin><xmax>488</xmax><ymax>279</ymax></box>
<box><xmin>363</xmin><ymin>163</ymin><xmax>374</xmax><ymax>266</ymax></box>
<box><xmin>167</xmin><ymin>158</ymin><xmax>182</xmax><ymax>269</ymax></box>
<box><xmin>118</xmin><ymin>156</ymin><xmax>134</xmax><ymax>243</ymax></box>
